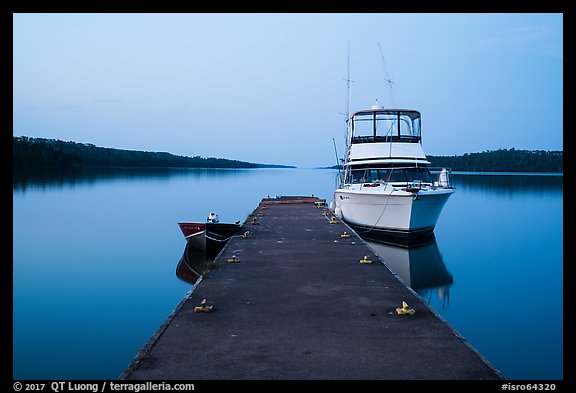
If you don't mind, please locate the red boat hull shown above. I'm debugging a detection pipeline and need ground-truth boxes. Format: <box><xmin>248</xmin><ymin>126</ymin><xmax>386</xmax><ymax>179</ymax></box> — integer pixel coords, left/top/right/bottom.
<box><xmin>178</xmin><ymin>222</ymin><xmax>206</xmax><ymax>239</ymax></box>
<box><xmin>178</xmin><ymin>221</ymin><xmax>241</xmax><ymax>258</ymax></box>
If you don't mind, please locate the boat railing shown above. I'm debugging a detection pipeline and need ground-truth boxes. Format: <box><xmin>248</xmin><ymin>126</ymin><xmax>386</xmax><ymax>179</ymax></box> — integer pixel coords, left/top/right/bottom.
<box><xmin>335</xmin><ymin>170</ymin><xmax>345</xmax><ymax>190</ymax></box>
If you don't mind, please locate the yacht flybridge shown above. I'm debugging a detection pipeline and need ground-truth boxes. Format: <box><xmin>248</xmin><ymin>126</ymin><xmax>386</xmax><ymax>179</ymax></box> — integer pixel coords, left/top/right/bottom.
<box><xmin>331</xmin><ymin>103</ymin><xmax>454</xmax><ymax>241</ymax></box>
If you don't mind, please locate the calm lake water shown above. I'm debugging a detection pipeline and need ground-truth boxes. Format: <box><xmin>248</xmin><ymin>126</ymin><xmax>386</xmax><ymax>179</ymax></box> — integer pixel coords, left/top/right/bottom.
<box><xmin>12</xmin><ymin>168</ymin><xmax>563</xmax><ymax>380</ymax></box>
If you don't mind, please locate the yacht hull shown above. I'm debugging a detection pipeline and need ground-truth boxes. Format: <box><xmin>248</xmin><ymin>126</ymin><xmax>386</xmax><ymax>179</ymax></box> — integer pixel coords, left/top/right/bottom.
<box><xmin>333</xmin><ymin>188</ymin><xmax>453</xmax><ymax>239</ymax></box>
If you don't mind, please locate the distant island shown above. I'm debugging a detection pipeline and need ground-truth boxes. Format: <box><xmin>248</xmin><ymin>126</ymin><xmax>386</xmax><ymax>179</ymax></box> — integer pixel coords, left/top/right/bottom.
<box><xmin>324</xmin><ymin>148</ymin><xmax>563</xmax><ymax>173</ymax></box>
<box><xmin>12</xmin><ymin>136</ymin><xmax>295</xmax><ymax>170</ymax></box>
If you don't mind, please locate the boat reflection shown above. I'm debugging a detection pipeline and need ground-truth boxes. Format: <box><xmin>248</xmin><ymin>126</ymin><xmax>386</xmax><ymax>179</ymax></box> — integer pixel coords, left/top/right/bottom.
<box><xmin>175</xmin><ymin>241</ymin><xmax>208</xmax><ymax>285</ymax></box>
<box><xmin>363</xmin><ymin>235</ymin><xmax>453</xmax><ymax>309</ymax></box>
<box><xmin>176</xmin><ymin>213</ymin><xmax>243</xmax><ymax>285</ymax></box>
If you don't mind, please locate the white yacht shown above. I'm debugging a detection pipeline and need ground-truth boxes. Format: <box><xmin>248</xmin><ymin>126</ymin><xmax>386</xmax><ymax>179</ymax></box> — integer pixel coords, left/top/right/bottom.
<box><xmin>332</xmin><ymin>103</ymin><xmax>454</xmax><ymax>241</ymax></box>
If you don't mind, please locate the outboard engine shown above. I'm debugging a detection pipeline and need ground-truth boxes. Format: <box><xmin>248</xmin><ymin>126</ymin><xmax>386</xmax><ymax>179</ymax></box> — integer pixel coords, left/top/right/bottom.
<box><xmin>207</xmin><ymin>212</ymin><xmax>219</xmax><ymax>223</ymax></box>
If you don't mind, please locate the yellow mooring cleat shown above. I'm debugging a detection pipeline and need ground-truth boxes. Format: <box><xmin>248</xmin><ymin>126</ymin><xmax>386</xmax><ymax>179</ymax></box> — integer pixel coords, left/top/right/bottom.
<box><xmin>360</xmin><ymin>255</ymin><xmax>372</xmax><ymax>264</ymax></box>
<box><xmin>340</xmin><ymin>231</ymin><xmax>351</xmax><ymax>238</ymax></box>
<box><xmin>194</xmin><ymin>299</ymin><xmax>213</xmax><ymax>313</ymax></box>
<box><xmin>227</xmin><ymin>255</ymin><xmax>240</xmax><ymax>263</ymax></box>
<box><xmin>396</xmin><ymin>301</ymin><xmax>415</xmax><ymax>315</ymax></box>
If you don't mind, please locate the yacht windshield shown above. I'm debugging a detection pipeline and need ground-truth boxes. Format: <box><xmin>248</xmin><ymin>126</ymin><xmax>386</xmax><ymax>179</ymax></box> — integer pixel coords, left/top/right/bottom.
<box><xmin>347</xmin><ymin>167</ymin><xmax>432</xmax><ymax>184</ymax></box>
<box><xmin>350</xmin><ymin>110</ymin><xmax>421</xmax><ymax>143</ymax></box>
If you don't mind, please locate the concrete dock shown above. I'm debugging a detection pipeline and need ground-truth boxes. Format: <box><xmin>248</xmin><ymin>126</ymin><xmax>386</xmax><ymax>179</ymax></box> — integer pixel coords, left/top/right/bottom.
<box><xmin>121</xmin><ymin>196</ymin><xmax>503</xmax><ymax>380</ymax></box>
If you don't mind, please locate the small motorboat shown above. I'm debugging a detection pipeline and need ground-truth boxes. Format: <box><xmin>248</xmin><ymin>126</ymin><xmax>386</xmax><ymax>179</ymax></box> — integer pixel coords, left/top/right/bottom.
<box><xmin>178</xmin><ymin>212</ymin><xmax>242</xmax><ymax>259</ymax></box>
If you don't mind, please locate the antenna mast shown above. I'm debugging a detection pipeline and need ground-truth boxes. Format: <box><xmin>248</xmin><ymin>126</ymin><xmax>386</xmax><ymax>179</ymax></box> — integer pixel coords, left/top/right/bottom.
<box><xmin>345</xmin><ymin>41</ymin><xmax>353</xmax><ymax>120</ymax></box>
<box><xmin>378</xmin><ymin>42</ymin><xmax>397</xmax><ymax>108</ymax></box>
<box><xmin>343</xmin><ymin>42</ymin><xmax>354</xmax><ymax>155</ymax></box>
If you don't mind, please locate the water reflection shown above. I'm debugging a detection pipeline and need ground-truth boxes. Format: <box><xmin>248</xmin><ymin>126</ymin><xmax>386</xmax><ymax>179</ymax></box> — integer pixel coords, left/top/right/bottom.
<box><xmin>13</xmin><ymin>165</ymin><xmax>255</xmax><ymax>192</ymax></box>
<box><xmin>175</xmin><ymin>223</ymin><xmax>242</xmax><ymax>285</ymax></box>
<box><xmin>364</xmin><ymin>236</ymin><xmax>453</xmax><ymax>310</ymax></box>
<box><xmin>451</xmin><ymin>172</ymin><xmax>563</xmax><ymax>196</ymax></box>
<box><xmin>175</xmin><ymin>241</ymin><xmax>207</xmax><ymax>285</ymax></box>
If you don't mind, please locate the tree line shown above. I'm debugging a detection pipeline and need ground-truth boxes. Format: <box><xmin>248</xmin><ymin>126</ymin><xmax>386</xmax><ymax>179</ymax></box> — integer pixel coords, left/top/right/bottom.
<box><xmin>12</xmin><ymin>136</ymin><xmax>294</xmax><ymax>169</ymax></box>
<box><xmin>427</xmin><ymin>148</ymin><xmax>562</xmax><ymax>173</ymax></box>
<box><xmin>12</xmin><ymin>137</ymin><xmax>563</xmax><ymax>172</ymax></box>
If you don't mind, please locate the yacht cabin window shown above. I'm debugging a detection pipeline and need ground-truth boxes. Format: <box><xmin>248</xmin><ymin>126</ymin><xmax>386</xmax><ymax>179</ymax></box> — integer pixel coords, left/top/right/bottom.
<box><xmin>349</xmin><ymin>110</ymin><xmax>421</xmax><ymax>143</ymax></box>
<box><xmin>346</xmin><ymin>167</ymin><xmax>432</xmax><ymax>184</ymax></box>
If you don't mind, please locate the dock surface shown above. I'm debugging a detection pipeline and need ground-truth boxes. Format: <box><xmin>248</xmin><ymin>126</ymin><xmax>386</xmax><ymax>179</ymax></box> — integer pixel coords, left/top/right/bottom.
<box><xmin>121</xmin><ymin>196</ymin><xmax>502</xmax><ymax>380</ymax></box>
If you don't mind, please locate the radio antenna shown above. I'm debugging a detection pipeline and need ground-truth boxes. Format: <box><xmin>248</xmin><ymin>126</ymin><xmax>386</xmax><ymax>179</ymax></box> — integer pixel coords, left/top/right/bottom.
<box><xmin>378</xmin><ymin>42</ymin><xmax>397</xmax><ymax>108</ymax></box>
<box><xmin>344</xmin><ymin>41</ymin><xmax>353</xmax><ymax>120</ymax></box>
<box><xmin>342</xmin><ymin>41</ymin><xmax>355</xmax><ymax>154</ymax></box>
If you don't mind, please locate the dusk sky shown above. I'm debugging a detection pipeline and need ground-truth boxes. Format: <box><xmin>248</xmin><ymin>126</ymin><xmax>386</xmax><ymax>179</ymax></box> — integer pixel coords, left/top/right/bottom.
<box><xmin>13</xmin><ymin>13</ymin><xmax>563</xmax><ymax>167</ymax></box>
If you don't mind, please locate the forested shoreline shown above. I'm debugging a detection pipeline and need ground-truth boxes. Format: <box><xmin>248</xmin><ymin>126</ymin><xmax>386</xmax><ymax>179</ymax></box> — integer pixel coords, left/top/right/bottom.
<box><xmin>427</xmin><ymin>149</ymin><xmax>562</xmax><ymax>172</ymax></box>
<box><xmin>12</xmin><ymin>136</ymin><xmax>294</xmax><ymax>169</ymax></box>
<box><xmin>12</xmin><ymin>137</ymin><xmax>562</xmax><ymax>172</ymax></box>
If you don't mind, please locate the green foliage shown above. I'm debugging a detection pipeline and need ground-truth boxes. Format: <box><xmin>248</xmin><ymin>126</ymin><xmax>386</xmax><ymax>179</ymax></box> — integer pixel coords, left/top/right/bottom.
<box><xmin>427</xmin><ymin>149</ymin><xmax>563</xmax><ymax>173</ymax></box>
<box><xmin>12</xmin><ymin>136</ymin><xmax>294</xmax><ymax>169</ymax></box>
